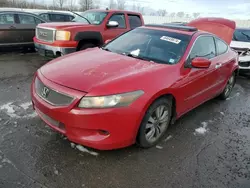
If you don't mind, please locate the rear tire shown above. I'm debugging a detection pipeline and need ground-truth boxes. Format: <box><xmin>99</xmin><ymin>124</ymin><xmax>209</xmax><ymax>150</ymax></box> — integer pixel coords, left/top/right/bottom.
<box><xmin>137</xmin><ymin>97</ymin><xmax>172</xmax><ymax>148</ymax></box>
<box><xmin>219</xmin><ymin>72</ymin><xmax>236</xmax><ymax>100</ymax></box>
<box><xmin>78</xmin><ymin>43</ymin><xmax>96</xmax><ymax>51</ymax></box>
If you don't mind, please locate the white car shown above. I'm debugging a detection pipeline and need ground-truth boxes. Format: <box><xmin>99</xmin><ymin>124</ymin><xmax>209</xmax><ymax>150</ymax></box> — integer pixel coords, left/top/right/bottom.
<box><xmin>230</xmin><ymin>27</ymin><xmax>250</xmax><ymax>76</ymax></box>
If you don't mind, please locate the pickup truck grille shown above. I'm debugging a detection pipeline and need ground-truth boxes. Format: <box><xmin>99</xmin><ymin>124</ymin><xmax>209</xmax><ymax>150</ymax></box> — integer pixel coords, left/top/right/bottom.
<box><xmin>36</xmin><ymin>27</ymin><xmax>55</xmax><ymax>42</ymax></box>
<box><xmin>35</xmin><ymin>78</ymin><xmax>74</xmax><ymax>106</ymax></box>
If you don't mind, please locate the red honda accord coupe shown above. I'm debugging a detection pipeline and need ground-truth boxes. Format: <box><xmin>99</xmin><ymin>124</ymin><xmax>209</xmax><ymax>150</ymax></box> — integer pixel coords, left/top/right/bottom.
<box><xmin>31</xmin><ymin>18</ymin><xmax>238</xmax><ymax>150</ymax></box>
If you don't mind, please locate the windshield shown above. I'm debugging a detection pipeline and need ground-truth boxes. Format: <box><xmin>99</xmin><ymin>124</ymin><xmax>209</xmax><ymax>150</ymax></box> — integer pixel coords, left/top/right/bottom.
<box><xmin>233</xmin><ymin>29</ymin><xmax>250</xmax><ymax>42</ymax></box>
<box><xmin>103</xmin><ymin>28</ymin><xmax>191</xmax><ymax>64</ymax></box>
<box><xmin>73</xmin><ymin>11</ymin><xmax>108</xmax><ymax>25</ymax></box>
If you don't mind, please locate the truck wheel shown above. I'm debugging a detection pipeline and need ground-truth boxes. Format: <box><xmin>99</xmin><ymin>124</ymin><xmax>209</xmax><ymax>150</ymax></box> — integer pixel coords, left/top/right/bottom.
<box><xmin>78</xmin><ymin>43</ymin><xmax>96</xmax><ymax>51</ymax></box>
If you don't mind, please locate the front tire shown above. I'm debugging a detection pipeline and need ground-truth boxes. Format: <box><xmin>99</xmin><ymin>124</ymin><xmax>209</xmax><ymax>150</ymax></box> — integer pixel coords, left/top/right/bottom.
<box><xmin>219</xmin><ymin>72</ymin><xmax>236</xmax><ymax>100</ymax></box>
<box><xmin>137</xmin><ymin>97</ymin><xmax>172</xmax><ymax>148</ymax></box>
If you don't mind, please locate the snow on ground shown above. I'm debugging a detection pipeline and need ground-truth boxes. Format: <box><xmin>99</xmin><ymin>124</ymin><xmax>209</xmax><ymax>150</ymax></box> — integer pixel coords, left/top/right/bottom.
<box><xmin>70</xmin><ymin>143</ymin><xmax>99</xmax><ymax>156</ymax></box>
<box><xmin>0</xmin><ymin>101</ymin><xmax>37</xmax><ymax>119</ymax></box>
<box><xmin>164</xmin><ymin>135</ymin><xmax>173</xmax><ymax>142</ymax></box>
<box><xmin>226</xmin><ymin>92</ymin><xmax>240</xmax><ymax>100</ymax></box>
<box><xmin>220</xmin><ymin>112</ymin><xmax>225</xmax><ymax>116</ymax></box>
<box><xmin>0</xmin><ymin>102</ymin><xmax>17</xmax><ymax>118</ymax></box>
<box><xmin>194</xmin><ymin>121</ymin><xmax>209</xmax><ymax>135</ymax></box>
<box><xmin>19</xmin><ymin>102</ymin><xmax>32</xmax><ymax>110</ymax></box>
<box><xmin>156</xmin><ymin>145</ymin><xmax>163</xmax><ymax>149</ymax></box>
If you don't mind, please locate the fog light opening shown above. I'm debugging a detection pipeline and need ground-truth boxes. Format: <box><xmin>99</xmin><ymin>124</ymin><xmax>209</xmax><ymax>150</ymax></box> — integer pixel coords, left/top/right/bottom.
<box><xmin>98</xmin><ymin>130</ymin><xmax>109</xmax><ymax>135</ymax></box>
<box><xmin>58</xmin><ymin>123</ymin><xmax>65</xmax><ymax>130</ymax></box>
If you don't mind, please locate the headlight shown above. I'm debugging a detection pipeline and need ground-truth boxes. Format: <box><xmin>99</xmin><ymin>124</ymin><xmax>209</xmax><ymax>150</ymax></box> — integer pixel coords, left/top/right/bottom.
<box><xmin>55</xmin><ymin>30</ymin><xmax>71</xmax><ymax>41</ymax></box>
<box><xmin>78</xmin><ymin>90</ymin><xmax>144</xmax><ymax>108</ymax></box>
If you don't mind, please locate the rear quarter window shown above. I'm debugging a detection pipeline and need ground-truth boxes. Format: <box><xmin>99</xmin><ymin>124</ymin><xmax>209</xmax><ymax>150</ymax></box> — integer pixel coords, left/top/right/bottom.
<box><xmin>128</xmin><ymin>14</ymin><xmax>142</xmax><ymax>29</ymax></box>
<box><xmin>215</xmin><ymin>38</ymin><xmax>228</xmax><ymax>55</ymax></box>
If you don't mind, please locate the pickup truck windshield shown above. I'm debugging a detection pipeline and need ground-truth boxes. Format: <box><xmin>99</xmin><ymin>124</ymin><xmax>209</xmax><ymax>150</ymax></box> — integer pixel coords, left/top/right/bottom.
<box><xmin>73</xmin><ymin>11</ymin><xmax>108</xmax><ymax>25</ymax></box>
<box><xmin>103</xmin><ymin>28</ymin><xmax>191</xmax><ymax>64</ymax></box>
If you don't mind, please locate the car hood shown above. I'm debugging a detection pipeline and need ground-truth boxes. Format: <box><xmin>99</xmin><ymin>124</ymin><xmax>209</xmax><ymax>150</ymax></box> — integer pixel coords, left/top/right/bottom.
<box><xmin>40</xmin><ymin>48</ymin><xmax>162</xmax><ymax>92</ymax></box>
<box><xmin>188</xmin><ymin>17</ymin><xmax>236</xmax><ymax>44</ymax></box>
<box><xmin>37</xmin><ymin>22</ymin><xmax>91</xmax><ymax>30</ymax></box>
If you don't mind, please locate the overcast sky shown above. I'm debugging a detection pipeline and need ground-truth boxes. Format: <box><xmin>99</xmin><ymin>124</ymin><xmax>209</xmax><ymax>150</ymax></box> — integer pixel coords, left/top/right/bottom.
<box><xmin>30</xmin><ymin>0</ymin><xmax>250</xmax><ymax>19</ymax></box>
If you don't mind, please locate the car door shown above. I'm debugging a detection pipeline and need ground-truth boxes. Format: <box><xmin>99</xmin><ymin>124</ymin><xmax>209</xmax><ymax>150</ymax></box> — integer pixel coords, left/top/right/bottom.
<box><xmin>0</xmin><ymin>12</ymin><xmax>19</xmax><ymax>46</ymax></box>
<box><xmin>16</xmin><ymin>13</ymin><xmax>45</xmax><ymax>44</ymax></box>
<box><xmin>102</xmin><ymin>13</ymin><xmax>128</xmax><ymax>41</ymax></box>
<box><xmin>179</xmin><ymin>35</ymin><xmax>220</xmax><ymax>113</ymax></box>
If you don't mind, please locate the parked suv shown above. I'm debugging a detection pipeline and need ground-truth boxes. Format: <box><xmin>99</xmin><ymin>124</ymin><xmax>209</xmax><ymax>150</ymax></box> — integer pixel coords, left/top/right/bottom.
<box><xmin>35</xmin><ymin>11</ymin><xmax>75</xmax><ymax>22</ymax></box>
<box><xmin>230</xmin><ymin>27</ymin><xmax>250</xmax><ymax>76</ymax></box>
<box><xmin>0</xmin><ymin>11</ymin><xmax>46</xmax><ymax>49</ymax></box>
<box><xmin>34</xmin><ymin>9</ymin><xmax>144</xmax><ymax>58</ymax></box>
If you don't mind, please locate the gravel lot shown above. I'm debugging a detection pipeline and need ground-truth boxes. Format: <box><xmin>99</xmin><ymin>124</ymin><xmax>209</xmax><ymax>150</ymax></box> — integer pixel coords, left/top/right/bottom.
<box><xmin>0</xmin><ymin>52</ymin><xmax>249</xmax><ymax>188</ymax></box>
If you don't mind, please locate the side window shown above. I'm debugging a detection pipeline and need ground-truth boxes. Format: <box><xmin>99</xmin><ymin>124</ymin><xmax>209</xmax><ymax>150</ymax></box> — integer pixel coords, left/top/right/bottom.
<box><xmin>40</xmin><ymin>13</ymin><xmax>50</xmax><ymax>21</ymax></box>
<box><xmin>128</xmin><ymin>14</ymin><xmax>142</xmax><ymax>29</ymax></box>
<box><xmin>189</xmin><ymin>36</ymin><xmax>216</xmax><ymax>59</ymax></box>
<box><xmin>0</xmin><ymin>14</ymin><xmax>15</xmax><ymax>24</ymax></box>
<box><xmin>18</xmin><ymin>14</ymin><xmax>36</xmax><ymax>24</ymax></box>
<box><xmin>50</xmin><ymin>14</ymin><xmax>65</xmax><ymax>22</ymax></box>
<box><xmin>65</xmin><ymin>15</ymin><xmax>74</xmax><ymax>21</ymax></box>
<box><xmin>108</xmin><ymin>14</ymin><xmax>126</xmax><ymax>28</ymax></box>
<box><xmin>215</xmin><ymin>38</ymin><xmax>228</xmax><ymax>55</ymax></box>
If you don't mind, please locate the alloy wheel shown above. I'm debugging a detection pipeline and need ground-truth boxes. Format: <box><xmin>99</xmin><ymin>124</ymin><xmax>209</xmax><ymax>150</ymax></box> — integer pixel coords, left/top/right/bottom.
<box><xmin>145</xmin><ymin>105</ymin><xmax>169</xmax><ymax>143</ymax></box>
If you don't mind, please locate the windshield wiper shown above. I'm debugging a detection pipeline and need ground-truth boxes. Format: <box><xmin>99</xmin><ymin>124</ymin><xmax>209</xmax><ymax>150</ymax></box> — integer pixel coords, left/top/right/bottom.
<box><xmin>125</xmin><ymin>53</ymin><xmax>153</xmax><ymax>62</ymax></box>
<box><xmin>68</xmin><ymin>10</ymin><xmax>91</xmax><ymax>24</ymax></box>
<box><xmin>241</xmin><ymin>32</ymin><xmax>250</xmax><ymax>40</ymax></box>
<box><xmin>101</xmin><ymin>47</ymin><xmax>112</xmax><ymax>52</ymax></box>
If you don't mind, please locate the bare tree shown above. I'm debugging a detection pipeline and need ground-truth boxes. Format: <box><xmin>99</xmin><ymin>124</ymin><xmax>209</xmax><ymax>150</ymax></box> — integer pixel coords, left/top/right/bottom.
<box><xmin>157</xmin><ymin>9</ymin><xmax>167</xmax><ymax>17</ymax></box>
<box><xmin>68</xmin><ymin>0</ymin><xmax>76</xmax><ymax>10</ymax></box>
<box><xmin>0</xmin><ymin>0</ymin><xmax>9</xmax><ymax>7</ymax></box>
<box><xmin>109</xmin><ymin>0</ymin><xmax>117</xmax><ymax>9</ymax></box>
<box><xmin>169</xmin><ymin>12</ymin><xmax>176</xmax><ymax>18</ymax></box>
<box><xmin>117</xmin><ymin>0</ymin><xmax>126</xmax><ymax>10</ymax></box>
<box><xmin>57</xmin><ymin>0</ymin><xmax>66</xmax><ymax>9</ymax></box>
<box><xmin>185</xmin><ymin>14</ymin><xmax>190</xmax><ymax>18</ymax></box>
<box><xmin>176</xmin><ymin>12</ymin><xmax>184</xmax><ymax>18</ymax></box>
<box><xmin>193</xmin><ymin>12</ymin><xmax>200</xmax><ymax>18</ymax></box>
<box><xmin>79</xmin><ymin>0</ymin><xmax>94</xmax><ymax>11</ymax></box>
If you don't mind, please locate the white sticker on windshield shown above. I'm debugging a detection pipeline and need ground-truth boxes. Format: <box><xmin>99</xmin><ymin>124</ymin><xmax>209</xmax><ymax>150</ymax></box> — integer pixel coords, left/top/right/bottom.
<box><xmin>169</xmin><ymin>59</ymin><xmax>175</xmax><ymax>64</ymax></box>
<box><xmin>160</xmin><ymin>36</ymin><xmax>181</xmax><ymax>44</ymax></box>
<box><xmin>130</xmin><ymin>49</ymin><xmax>140</xmax><ymax>56</ymax></box>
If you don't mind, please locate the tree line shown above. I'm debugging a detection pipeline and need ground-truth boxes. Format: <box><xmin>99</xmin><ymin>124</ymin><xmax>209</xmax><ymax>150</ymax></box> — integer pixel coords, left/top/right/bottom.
<box><xmin>0</xmin><ymin>0</ymin><xmax>200</xmax><ymax>18</ymax></box>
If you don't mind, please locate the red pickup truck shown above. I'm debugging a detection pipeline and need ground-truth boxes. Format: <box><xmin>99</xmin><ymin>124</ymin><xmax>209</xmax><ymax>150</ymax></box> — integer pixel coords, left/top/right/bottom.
<box><xmin>34</xmin><ymin>9</ymin><xmax>144</xmax><ymax>57</ymax></box>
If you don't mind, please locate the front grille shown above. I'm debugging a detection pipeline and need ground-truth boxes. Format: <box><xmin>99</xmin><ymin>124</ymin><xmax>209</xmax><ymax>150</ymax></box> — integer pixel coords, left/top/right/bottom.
<box><xmin>36</xmin><ymin>27</ymin><xmax>55</xmax><ymax>42</ymax></box>
<box><xmin>35</xmin><ymin>78</ymin><xmax>74</xmax><ymax>106</ymax></box>
<box><xmin>239</xmin><ymin>61</ymin><xmax>250</xmax><ymax>67</ymax></box>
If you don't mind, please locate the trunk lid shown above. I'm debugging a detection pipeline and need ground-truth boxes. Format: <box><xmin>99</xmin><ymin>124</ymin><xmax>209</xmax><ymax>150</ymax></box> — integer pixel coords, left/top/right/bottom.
<box><xmin>187</xmin><ymin>17</ymin><xmax>236</xmax><ymax>44</ymax></box>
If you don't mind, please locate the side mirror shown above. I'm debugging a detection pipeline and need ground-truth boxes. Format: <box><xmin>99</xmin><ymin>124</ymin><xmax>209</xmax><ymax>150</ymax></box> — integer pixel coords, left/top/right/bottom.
<box><xmin>191</xmin><ymin>57</ymin><xmax>211</xmax><ymax>68</ymax></box>
<box><xmin>106</xmin><ymin>21</ymin><xmax>119</xmax><ymax>28</ymax></box>
<box><xmin>105</xmin><ymin>39</ymin><xmax>111</xmax><ymax>44</ymax></box>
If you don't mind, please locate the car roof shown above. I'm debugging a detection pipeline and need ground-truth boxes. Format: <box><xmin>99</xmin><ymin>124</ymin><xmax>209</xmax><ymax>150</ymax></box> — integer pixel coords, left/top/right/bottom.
<box><xmin>142</xmin><ymin>24</ymin><xmax>198</xmax><ymax>36</ymax></box>
<box><xmin>0</xmin><ymin>10</ymin><xmax>38</xmax><ymax>15</ymax></box>
<box><xmin>84</xmin><ymin>9</ymin><xmax>142</xmax><ymax>15</ymax></box>
<box><xmin>36</xmin><ymin>11</ymin><xmax>74</xmax><ymax>15</ymax></box>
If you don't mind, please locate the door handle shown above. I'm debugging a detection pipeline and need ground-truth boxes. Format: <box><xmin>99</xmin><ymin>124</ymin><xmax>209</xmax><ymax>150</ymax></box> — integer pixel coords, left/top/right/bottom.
<box><xmin>9</xmin><ymin>26</ymin><xmax>16</xmax><ymax>29</ymax></box>
<box><xmin>215</xmin><ymin>63</ymin><xmax>222</xmax><ymax>69</ymax></box>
